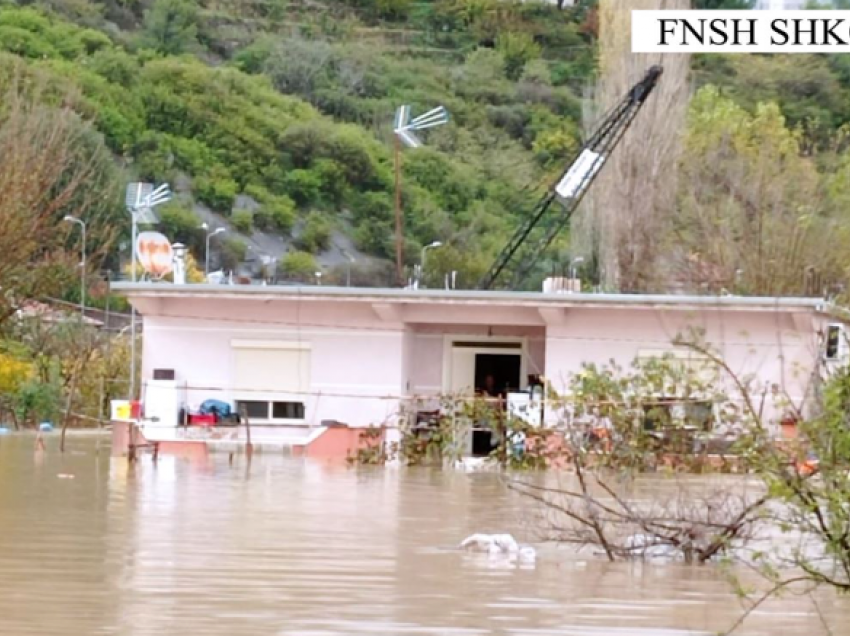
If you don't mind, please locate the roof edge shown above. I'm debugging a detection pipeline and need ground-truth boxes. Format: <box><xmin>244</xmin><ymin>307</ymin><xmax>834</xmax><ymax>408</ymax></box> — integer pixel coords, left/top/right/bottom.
<box><xmin>109</xmin><ymin>282</ymin><xmax>832</xmax><ymax>311</ymax></box>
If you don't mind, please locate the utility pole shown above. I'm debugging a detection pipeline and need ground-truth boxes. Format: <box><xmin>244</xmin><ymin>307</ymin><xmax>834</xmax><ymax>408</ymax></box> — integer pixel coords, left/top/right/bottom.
<box><xmin>393</xmin><ymin>104</ymin><xmax>449</xmax><ymax>287</ymax></box>
<box><xmin>394</xmin><ymin>134</ymin><xmax>404</xmax><ymax>286</ymax></box>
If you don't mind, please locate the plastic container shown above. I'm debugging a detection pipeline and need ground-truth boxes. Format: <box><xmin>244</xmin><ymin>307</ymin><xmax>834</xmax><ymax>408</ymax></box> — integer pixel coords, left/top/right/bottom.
<box><xmin>39</xmin><ymin>422</ymin><xmax>53</xmax><ymax>432</ymax></box>
<box><xmin>188</xmin><ymin>413</ymin><xmax>216</xmax><ymax>427</ymax></box>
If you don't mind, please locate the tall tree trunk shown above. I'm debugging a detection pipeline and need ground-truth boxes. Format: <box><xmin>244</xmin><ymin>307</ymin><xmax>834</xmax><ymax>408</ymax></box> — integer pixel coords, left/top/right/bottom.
<box><xmin>60</xmin><ymin>360</ymin><xmax>84</xmax><ymax>453</ymax></box>
<box><xmin>573</xmin><ymin>0</ymin><xmax>691</xmax><ymax>292</ymax></box>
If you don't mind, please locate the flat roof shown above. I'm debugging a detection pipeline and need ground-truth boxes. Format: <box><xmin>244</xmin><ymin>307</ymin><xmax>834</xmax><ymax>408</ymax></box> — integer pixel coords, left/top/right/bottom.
<box><xmin>111</xmin><ymin>282</ymin><xmax>838</xmax><ymax>313</ymax></box>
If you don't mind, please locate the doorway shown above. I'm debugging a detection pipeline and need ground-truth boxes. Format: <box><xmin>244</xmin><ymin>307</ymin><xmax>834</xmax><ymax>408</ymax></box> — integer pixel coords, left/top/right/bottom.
<box><xmin>474</xmin><ymin>353</ymin><xmax>521</xmax><ymax>396</ymax></box>
<box><xmin>470</xmin><ymin>352</ymin><xmax>521</xmax><ymax>458</ymax></box>
<box><xmin>444</xmin><ymin>338</ymin><xmax>526</xmax><ymax>458</ymax></box>
<box><xmin>446</xmin><ymin>340</ymin><xmax>526</xmax><ymax>396</ymax></box>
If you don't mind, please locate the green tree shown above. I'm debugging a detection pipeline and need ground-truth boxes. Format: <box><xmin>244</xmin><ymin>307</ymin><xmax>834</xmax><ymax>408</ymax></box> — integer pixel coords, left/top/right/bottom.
<box><xmin>232</xmin><ymin>210</ymin><xmax>253</xmax><ymax>233</ymax></box>
<box><xmin>496</xmin><ymin>32</ymin><xmax>541</xmax><ymax>81</ymax></box>
<box><xmin>280</xmin><ymin>251</ymin><xmax>318</xmax><ymax>280</ymax></box>
<box><xmin>671</xmin><ymin>86</ymin><xmax>850</xmax><ymax>296</ymax></box>
<box><xmin>195</xmin><ymin>166</ymin><xmax>238</xmax><ymax>213</ymax></box>
<box><xmin>218</xmin><ymin>237</ymin><xmax>246</xmax><ymax>271</ymax></box>
<box><xmin>296</xmin><ymin>212</ymin><xmax>332</xmax><ymax>253</ymax></box>
<box><xmin>158</xmin><ymin>202</ymin><xmax>204</xmax><ymax>254</ymax></box>
<box><xmin>0</xmin><ymin>61</ymin><xmax>122</xmax><ymax>327</ymax></box>
<box><xmin>141</xmin><ymin>0</ymin><xmax>200</xmax><ymax>55</ymax></box>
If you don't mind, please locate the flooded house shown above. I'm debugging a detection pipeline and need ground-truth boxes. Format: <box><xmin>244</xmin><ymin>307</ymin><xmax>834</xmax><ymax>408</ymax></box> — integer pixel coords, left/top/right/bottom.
<box><xmin>112</xmin><ymin>281</ymin><xmax>848</xmax><ymax>459</ymax></box>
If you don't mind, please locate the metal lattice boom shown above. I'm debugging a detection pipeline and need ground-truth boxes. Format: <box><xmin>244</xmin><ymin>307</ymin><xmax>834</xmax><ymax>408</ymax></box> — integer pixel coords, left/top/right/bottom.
<box><xmin>477</xmin><ymin>65</ymin><xmax>663</xmax><ymax>291</ymax></box>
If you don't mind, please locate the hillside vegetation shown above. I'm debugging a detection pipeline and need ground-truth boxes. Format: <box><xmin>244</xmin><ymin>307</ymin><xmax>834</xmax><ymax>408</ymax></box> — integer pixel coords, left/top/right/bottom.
<box><xmin>0</xmin><ymin>0</ymin><xmax>597</xmax><ymax>288</ymax></box>
<box><xmin>3</xmin><ymin>0</ymin><xmax>850</xmax><ymax>294</ymax></box>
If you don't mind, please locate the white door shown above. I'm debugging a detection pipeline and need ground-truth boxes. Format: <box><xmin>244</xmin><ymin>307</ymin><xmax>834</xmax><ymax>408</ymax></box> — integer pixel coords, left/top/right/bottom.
<box><xmin>449</xmin><ymin>348</ymin><xmax>477</xmax><ymax>395</ymax></box>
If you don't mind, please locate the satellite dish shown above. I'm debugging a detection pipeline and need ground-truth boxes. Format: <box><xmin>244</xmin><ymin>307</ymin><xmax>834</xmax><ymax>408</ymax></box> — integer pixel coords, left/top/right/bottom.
<box><xmin>136</xmin><ymin>231</ymin><xmax>174</xmax><ymax>279</ymax></box>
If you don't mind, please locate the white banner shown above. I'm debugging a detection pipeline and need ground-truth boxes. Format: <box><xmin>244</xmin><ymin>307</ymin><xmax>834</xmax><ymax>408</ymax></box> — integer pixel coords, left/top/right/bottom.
<box><xmin>632</xmin><ymin>10</ymin><xmax>850</xmax><ymax>53</ymax></box>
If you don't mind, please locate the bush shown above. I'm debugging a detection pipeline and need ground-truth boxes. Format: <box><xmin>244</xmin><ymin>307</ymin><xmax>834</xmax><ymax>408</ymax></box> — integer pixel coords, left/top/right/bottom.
<box><xmin>231</xmin><ymin>209</ymin><xmax>253</xmax><ymax>233</ymax></box>
<box><xmin>284</xmin><ymin>169</ymin><xmax>322</xmax><ymax>206</ymax></box>
<box><xmin>15</xmin><ymin>378</ymin><xmax>61</xmax><ymax>427</ymax></box>
<box><xmin>267</xmin><ymin>197</ymin><xmax>296</xmax><ymax>233</ymax></box>
<box><xmin>141</xmin><ymin>0</ymin><xmax>200</xmax><ymax>55</ymax></box>
<box><xmin>262</xmin><ymin>36</ymin><xmax>336</xmax><ymax>97</ymax></box>
<box><xmin>0</xmin><ymin>26</ymin><xmax>56</xmax><ymax>59</ymax></box>
<box><xmin>280</xmin><ymin>251</ymin><xmax>318</xmax><ymax>279</ymax></box>
<box><xmin>496</xmin><ymin>32</ymin><xmax>541</xmax><ymax>81</ymax></box>
<box><xmin>233</xmin><ymin>37</ymin><xmax>274</xmax><ymax>74</ymax></box>
<box><xmin>195</xmin><ymin>166</ymin><xmax>238</xmax><ymax>213</ymax></box>
<box><xmin>87</xmin><ymin>48</ymin><xmax>139</xmax><ymax>87</ymax></box>
<box><xmin>354</xmin><ymin>221</ymin><xmax>393</xmax><ymax>258</ymax></box>
<box><xmin>218</xmin><ymin>237</ymin><xmax>247</xmax><ymax>271</ymax></box>
<box><xmin>158</xmin><ymin>202</ymin><xmax>204</xmax><ymax>253</ymax></box>
<box><xmin>296</xmin><ymin>212</ymin><xmax>332</xmax><ymax>253</ymax></box>
<box><xmin>521</xmin><ymin>59</ymin><xmax>551</xmax><ymax>86</ymax></box>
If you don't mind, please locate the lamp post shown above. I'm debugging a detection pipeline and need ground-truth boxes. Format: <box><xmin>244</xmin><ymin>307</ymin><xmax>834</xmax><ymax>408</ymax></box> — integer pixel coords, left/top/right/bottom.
<box><xmin>341</xmin><ymin>250</ymin><xmax>355</xmax><ymax>287</ymax></box>
<box><xmin>204</xmin><ymin>226</ymin><xmax>226</xmax><ymax>276</ymax></box>
<box><xmin>420</xmin><ymin>240</ymin><xmax>442</xmax><ymax>287</ymax></box>
<box><xmin>63</xmin><ymin>216</ymin><xmax>86</xmax><ymax>313</ymax></box>
<box><xmin>393</xmin><ymin>104</ymin><xmax>449</xmax><ymax>286</ymax></box>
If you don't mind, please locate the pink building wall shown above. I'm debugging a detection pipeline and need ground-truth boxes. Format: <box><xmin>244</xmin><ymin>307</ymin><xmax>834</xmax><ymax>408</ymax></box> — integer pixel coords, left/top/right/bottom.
<box><xmin>544</xmin><ymin>308</ymin><xmax>824</xmax><ymax>423</ymax></box>
<box><xmin>405</xmin><ymin>324</ymin><xmax>546</xmax><ymax>396</ymax></box>
<box><xmin>137</xmin><ymin>296</ymin><xmax>410</xmax><ymax>428</ymax></box>
<box><xmin>123</xmin><ymin>287</ymin><xmax>836</xmax><ymax>437</ymax></box>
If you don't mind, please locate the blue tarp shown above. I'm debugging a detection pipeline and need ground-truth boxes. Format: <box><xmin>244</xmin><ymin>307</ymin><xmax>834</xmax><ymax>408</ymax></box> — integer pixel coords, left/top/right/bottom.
<box><xmin>199</xmin><ymin>400</ymin><xmax>232</xmax><ymax>417</ymax></box>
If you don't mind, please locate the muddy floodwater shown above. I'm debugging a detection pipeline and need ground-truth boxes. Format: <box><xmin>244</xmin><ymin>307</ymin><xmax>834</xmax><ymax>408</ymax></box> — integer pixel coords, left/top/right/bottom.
<box><xmin>0</xmin><ymin>435</ymin><xmax>847</xmax><ymax>636</ymax></box>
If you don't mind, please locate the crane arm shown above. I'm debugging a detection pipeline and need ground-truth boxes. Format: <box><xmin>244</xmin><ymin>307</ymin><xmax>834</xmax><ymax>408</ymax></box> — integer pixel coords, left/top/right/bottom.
<box><xmin>477</xmin><ymin>65</ymin><xmax>663</xmax><ymax>291</ymax></box>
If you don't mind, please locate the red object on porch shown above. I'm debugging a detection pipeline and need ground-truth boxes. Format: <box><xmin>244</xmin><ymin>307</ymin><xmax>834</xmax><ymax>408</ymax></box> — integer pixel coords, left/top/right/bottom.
<box><xmin>188</xmin><ymin>414</ymin><xmax>216</xmax><ymax>426</ymax></box>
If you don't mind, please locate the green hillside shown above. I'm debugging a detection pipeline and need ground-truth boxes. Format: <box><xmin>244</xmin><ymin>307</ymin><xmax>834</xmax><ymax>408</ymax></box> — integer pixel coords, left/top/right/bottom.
<box><xmin>0</xmin><ymin>0</ymin><xmax>596</xmax><ymax>288</ymax></box>
<box><xmin>4</xmin><ymin>0</ymin><xmax>850</xmax><ymax>296</ymax></box>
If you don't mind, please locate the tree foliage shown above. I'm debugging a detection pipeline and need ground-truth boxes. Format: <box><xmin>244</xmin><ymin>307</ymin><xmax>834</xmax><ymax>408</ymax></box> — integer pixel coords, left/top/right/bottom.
<box><xmin>140</xmin><ymin>0</ymin><xmax>200</xmax><ymax>55</ymax></box>
<box><xmin>670</xmin><ymin>86</ymin><xmax>850</xmax><ymax>296</ymax></box>
<box><xmin>0</xmin><ymin>59</ymin><xmax>121</xmax><ymax>327</ymax></box>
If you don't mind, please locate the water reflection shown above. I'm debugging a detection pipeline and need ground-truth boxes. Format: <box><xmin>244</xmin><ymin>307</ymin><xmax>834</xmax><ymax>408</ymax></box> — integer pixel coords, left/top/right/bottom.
<box><xmin>0</xmin><ymin>435</ymin><xmax>845</xmax><ymax>635</ymax></box>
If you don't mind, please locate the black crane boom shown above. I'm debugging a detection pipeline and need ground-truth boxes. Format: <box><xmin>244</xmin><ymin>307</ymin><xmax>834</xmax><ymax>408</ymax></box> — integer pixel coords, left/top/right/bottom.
<box><xmin>477</xmin><ymin>65</ymin><xmax>663</xmax><ymax>291</ymax></box>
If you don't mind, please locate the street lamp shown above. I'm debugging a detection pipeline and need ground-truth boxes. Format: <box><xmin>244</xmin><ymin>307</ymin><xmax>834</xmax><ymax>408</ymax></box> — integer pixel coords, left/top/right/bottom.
<box><xmin>393</xmin><ymin>104</ymin><xmax>449</xmax><ymax>286</ymax></box>
<box><xmin>420</xmin><ymin>241</ymin><xmax>443</xmax><ymax>287</ymax></box>
<box><xmin>204</xmin><ymin>227</ymin><xmax>226</xmax><ymax>276</ymax></box>
<box><xmin>341</xmin><ymin>250</ymin><xmax>355</xmax><ymax>287</ymax></box>
<box><xmin>63</xmin><ymin>215</ymin><xmax>86</xmax><ymax>313</ymax></box>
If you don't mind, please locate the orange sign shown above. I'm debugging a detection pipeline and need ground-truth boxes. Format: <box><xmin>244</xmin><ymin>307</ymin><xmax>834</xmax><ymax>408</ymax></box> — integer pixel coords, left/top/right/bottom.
<box><xmin>136</xmin><ymin>231</ymin><xmax>174</xmax><ymax>278</ymax></box>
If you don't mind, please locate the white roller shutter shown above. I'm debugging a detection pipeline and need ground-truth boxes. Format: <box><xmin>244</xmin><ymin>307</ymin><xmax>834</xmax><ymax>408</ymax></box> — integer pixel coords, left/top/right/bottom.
<box><xmin>231</xmin><ymin>340</ymin><xmax>310</xmax><ymax>393</ymax></box>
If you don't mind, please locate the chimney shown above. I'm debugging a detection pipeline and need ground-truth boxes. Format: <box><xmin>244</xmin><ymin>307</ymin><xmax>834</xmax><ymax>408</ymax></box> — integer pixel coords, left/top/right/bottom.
<box><xmin>171</xmin><ymin>243</ymin><xmax>187</xmax><ymax>285</ymax></box>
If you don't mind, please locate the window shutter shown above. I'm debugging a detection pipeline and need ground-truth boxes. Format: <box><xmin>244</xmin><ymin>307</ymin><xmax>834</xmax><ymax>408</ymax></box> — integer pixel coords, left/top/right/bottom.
<box><xmin>231</xmin><ymin>340</ymin><xmax>310</xmax><ymax>393</ymax></box>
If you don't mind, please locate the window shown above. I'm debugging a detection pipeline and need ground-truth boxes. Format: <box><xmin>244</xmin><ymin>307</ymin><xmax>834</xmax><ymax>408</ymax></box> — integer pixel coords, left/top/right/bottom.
<box><xmin>235</xmin><ymin>400</ymin><xmax>306</xmax><ymax>422</ymax></box>
<box><xmin>231</xmin><ymin>340</ymin><xmax>310</xmax><ymax>423</ymax></box>
<box><xmin>272</xmin><ymin>401</ymin><xmax>305</xmax><ymax>420</ymax></box>
<box><xmin>642</xmin><ymin>400</ymin><xmax>714</xmax><ymax>432</ymax></box>
<box><xmin>236</xmin><ymin>400</ymin><xmax>269</xmax><ymax>420</ymax></box>
<box><xmin>826</xmin><ymin>324</ymin><xmax>843</xmax><ymax>360</ymax></box>
<box><xmin>636</xmin><ymin>348</ymin><xmax>717</xmax><ymax>380</ymax></box>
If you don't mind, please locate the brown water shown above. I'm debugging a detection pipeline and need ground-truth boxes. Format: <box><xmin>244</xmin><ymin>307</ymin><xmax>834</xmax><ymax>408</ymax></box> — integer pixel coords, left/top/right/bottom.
<box><xmin>0</xmin><ymin>434</ymin><xmax>846</xmax><ymax>636</ymax></box>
